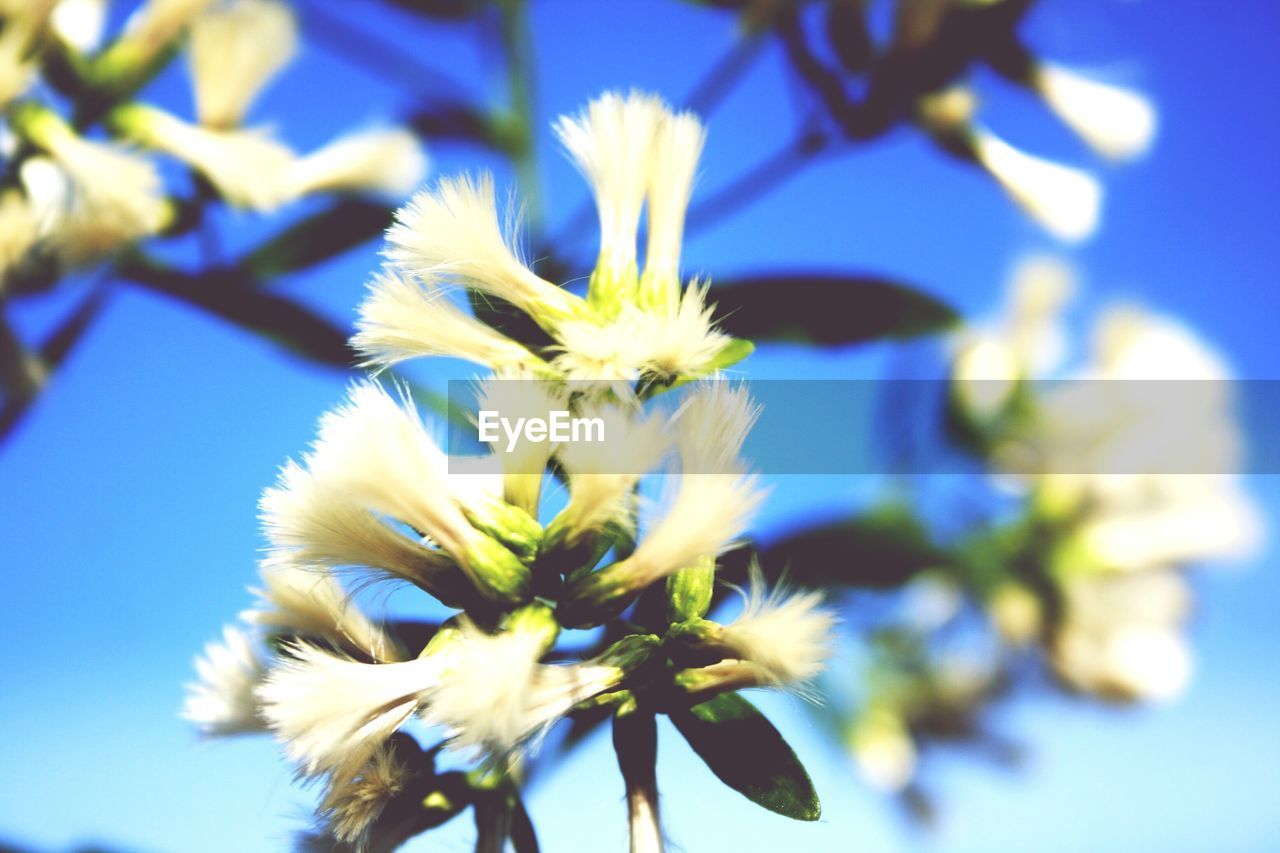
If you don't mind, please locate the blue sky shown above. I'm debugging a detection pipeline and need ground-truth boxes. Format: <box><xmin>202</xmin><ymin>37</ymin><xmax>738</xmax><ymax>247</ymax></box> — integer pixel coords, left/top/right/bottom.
<box><xmin>2</xmin><ymin>1</ymin><xmax>1279</xmax><ymax>851</ymax></box>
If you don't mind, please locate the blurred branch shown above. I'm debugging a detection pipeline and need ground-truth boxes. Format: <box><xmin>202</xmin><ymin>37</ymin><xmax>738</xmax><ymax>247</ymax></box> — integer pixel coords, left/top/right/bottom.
<box><xmin>495</xmin><ymin>0</ymin><xmax>542</xmax><ymax>224</ymax></box>
<box><xmin>0</xmin><ymin>286</ymin><xmax>111</xmax><ymax>441</ymax></box>
<box><xmin>299</xmin><ymin>0</ymin><xmax>478</xmax><ymax>99</ymax></box>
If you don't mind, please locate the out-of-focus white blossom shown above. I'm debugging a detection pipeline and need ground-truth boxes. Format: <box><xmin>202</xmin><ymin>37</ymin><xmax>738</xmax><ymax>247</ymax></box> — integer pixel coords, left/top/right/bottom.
<box><xmin>971</xmin><ymin>128</ymin><xmax>1102</xmax><ymax>242</ymax></box>
<box><xmin>1035</xmin><ymin>65</ymin><xmax>1157</xmax><ymax>161</ymax></box>
<box><xmin>183</xmin><ymin>625</ymin><xmax>269</xmax><ymax>736</ymax></box>
<box><xmin>290</xmin><ymin>128</ymin><xmax>427</xmax><ymax>199</ymax></box>
<box><xmin>112</xmin><ymin>104</ymin><xmax>295</xmax><ymax>211</ymax></box>
<box><xmin>243</xmin><ymin>561</ymin><xmax>404</xmax><ymax>664</ymax></box>
<box><xmin>188</xmin><ymin>0</ymin><xmax>296</xmax><ymax>128</ymax></box>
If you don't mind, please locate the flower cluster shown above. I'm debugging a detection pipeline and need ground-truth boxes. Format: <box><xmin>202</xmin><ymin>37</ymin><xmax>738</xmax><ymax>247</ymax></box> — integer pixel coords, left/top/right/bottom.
<box><xmin>953</xmin><ymin>258</ymin><xmax>1259</xmax><ymax>701</ymax></box>
<box><xmin>0</xmin><ymin>0</ymin><xmax>425</xmax><ymax>281</ymax></box>
<box><xmin>186</xmin><ymin>91</ymin><xmax>836</xmax><ymax>850</ymax></box>
<box><xmin>833</xmin><ymin>259</ymin><xmax>1259</xmax><ymax>803</ymax></box>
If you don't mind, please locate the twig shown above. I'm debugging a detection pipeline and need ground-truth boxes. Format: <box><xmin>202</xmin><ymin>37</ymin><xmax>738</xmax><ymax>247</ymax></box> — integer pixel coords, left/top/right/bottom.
<box><xmin>299</xmin><ymin>0</ymin><xmax>477</xmax><ymax>99</ymax></box>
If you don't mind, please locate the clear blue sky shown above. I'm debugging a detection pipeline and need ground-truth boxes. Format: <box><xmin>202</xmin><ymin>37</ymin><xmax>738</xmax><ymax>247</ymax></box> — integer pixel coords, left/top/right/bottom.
<box><xmin>3</xmin><ymin>1</ymin><xmax>1279</xmax><ymax>851</ymax></box>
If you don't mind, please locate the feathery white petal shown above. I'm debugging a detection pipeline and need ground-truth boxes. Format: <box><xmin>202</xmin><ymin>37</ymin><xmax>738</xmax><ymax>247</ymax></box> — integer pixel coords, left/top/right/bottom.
<box><xmin>676</xmin><ymin>380</ymin><xmax>759</xmax><ymax>473</ymax></box>
<box><xmin>183</xmin><ymin>625</ymin><xmax>269</xmax><ymax>736</ymax></box>
<box><xmin>317</xmin><ymin>739</ymin><xmax>412</xmax><ymax>848</ymax></box>
<box><xmin>627</xmin><ymin>283</ymin><xmax>731</xmax><ymax>379</ymax></box>
<box><xmin>305</xmin><ymin>381</ymin><xmax>482</xmax><ymax>563</ymax></box>
<box><xmin>22</xmin><ymin>132</ymin><xmax>168</xmax><ymax>262</ymax></box>
<box><xmin>421</xmin><ymin>622</ymin><xmax>549</xmax><ymax>756</ymax></box>
<box><xmin>554</xmin><ymin>91</ymin><xmax>666</xmax><ymax>283</ymax></box>
<box><xmin>120</xmin><ymin>0</ymin><xmax>217</xmax><ymax>60</ymax></box>
<box><xmin>50</xmin><ymin>0</ymin><xmax>107</xmax><ymax>52</ymax></box>
<box><xmin>555</xmin><ymin>403</ymin><xmax>670</xmax><ymax>539</ymax></box>
<box><xmin>260</xmin><ymin>460</ymin><xmax>461</xmax><ymax>597</ymax></box>
<box><xmin>1037</xmin><ymin>65</ymin><xmax>1157</xmax><ymax>161</ymax></box>
<box><xmin>257</xmin><ymin>643</ymin><xmax>443</xmax><ymax>779</ymax></box>
<box><xmin>0</xmin><ymin>188</ymin><xmax>39</xmax><ymax>277</ymax></box>
<box><xmin>188</xmin><ymin>0</ymin><xmax>296</xmax><ymax>127</ymax></box>
<box><xmin>291</xmin><ymin>128</ymin><xmax>427</xmax><ymax>198</ymax></box>
<box><xmin>352</xmin><ymin>269</ymin><xmax>535</xmax><ymax>371</ymax></box>
<box><xmin>385</xmin><ymin>173</ymin><xmax>582</xmax><ymax>324</ymax></box>
<box><xmin>122</xmin><ymin>107</ymin><xmax>295</xmax><ymax>211</ymax></box>
<box><xmin>243</xmin><ymin>562</ymin><xmax>404</xmax><ymax>663</ymax></box>
<box><xmin>623</xmin><ymin>472</ymin><xmax>763</xmax><ymax>588</ymax></box>
<box><xmin>973</xmin><ymin>128</ymin><xmax>1102</xmax><ymax>242</ymax></box>
<box><xmin>720</xmin><ymin>569</ymin><xmax>836</xmax><ymax>688</ymax></box>
<box><xmin>642</xmin><ymin>109</ymin><xmax>706</xmax><ymax>301</ymax></box>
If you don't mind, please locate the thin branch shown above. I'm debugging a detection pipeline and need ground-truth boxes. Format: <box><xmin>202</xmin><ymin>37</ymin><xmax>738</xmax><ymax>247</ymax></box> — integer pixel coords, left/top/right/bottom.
<box><xmin>496</xmin><ymin>0</ymin><xmax>542</xmax><ymax>226</ymax></box>
<box><xmin>299</xmin><ymin>0</ymin><xmax>477</xmax><ymax>99</ymax></box>
<box><xmin>686</xmin><ymin>130</ymin><xmax>831</xmax><ymax>236</ymax></box>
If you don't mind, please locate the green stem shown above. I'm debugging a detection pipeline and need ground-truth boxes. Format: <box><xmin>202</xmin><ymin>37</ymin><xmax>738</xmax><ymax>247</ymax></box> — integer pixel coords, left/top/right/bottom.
<box><xmin>613</xmin><ymin>710</ymin><xmax>663</xmax><ymax>853</ymax></box>
<box><xmin>0</xmin><ymin>302</ymin><xmax>43</xmax><ymax>402</ymax></box>
<box><xmin>496</xmin><ymin>0</ymin><xmax>542</xmax><ymax>227</ymax></box>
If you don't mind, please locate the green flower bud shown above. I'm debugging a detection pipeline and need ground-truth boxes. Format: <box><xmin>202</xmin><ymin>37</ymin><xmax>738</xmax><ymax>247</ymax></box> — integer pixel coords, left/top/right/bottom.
<box><xmin>556</xmin><ymin>562</ymin><xmax>636</xmax><ymax>628</ymax></box>
<box><xmin>665</xmin><ymin>553</ymin><xmax>716</xmax><ymax>622</ymax></box>
<box><xmin>462</xmin><ymin>495</ymin><xmax>543</xmax><ymax>566</ymax></box>
<box><xmin>461</xmin><ymin>534</ymin><xmax>533</xmax><ymax>607</ymax></box>
<box><xmin>502</xmin><ymin>602</ymin><xmax>560</xmax><ymax>652</ymax></box>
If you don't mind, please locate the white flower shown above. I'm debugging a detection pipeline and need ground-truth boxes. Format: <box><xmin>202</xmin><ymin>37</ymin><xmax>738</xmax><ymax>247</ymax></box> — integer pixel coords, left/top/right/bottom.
<box><xmin>718</xmin><ymin>569</ymin><xmax>835</xmax><ymax>690</ymax></box>
<box><xmin>352</xmin><ymin>269</ymin><xmax>537</xmax><ymax>372</ymax></box>
<box><xmin>257</xmin><ymin>642</ymin><xmax>445</xmax><ymax>781</ymax></box>
<box><xmin>307</xmin><ymin>382</ymin><xmax>482</xmax><ymax>563</ymax></box>
<box><xmin>188</xmin><ymin>0</ymin><xmax>297</xmax><ymax>127</ymax></box>
<box><xmin>115</xmin><ymin>105</ymin><xmax>295</xmax><ymax>211</ymax></box>
<box><xmin>473</xmin><ymin>376</ymin><xmax>569</xmax><ymax>514</ymax></box>
<box><xmin>420</xmin><ymin>621</ymin><xmax>551</xmax><ymax>756</ymax></box>
<box><xmin>428</xmin><ymin>651</ymin><xmax>628</xmax><ymax>757</ymax></box>
<box><xmin>1035</xmin><ymin>65</ymin><xmax>1157</xmax><ymax>161</ymax></box>
<box><xmin>626</xmin><ymin>283</ymin><xmax>731</xmax><ymax>380</ymax></box>
<box><xmin>304</xmin><ymin>381</ymin><xmax>530</xmax><ymax>603</ymax></box>
<box><xmin>243</xmin><ymin>561</ymin><xmax>404</xmax><ymax>664</ymax></box>
<box><xmin>1051</xmin><ymin>571</ymin><xmax>1193</xmax><ymax>702</ymax></box>
<box><xmin>316</xmin><ymin>739</ymin><xmax>412</xmax><ymax>849</ymax></box>
<box><xmin>116</xmin><ymin>0</ymin><xmax>219</xmax><ymax>68</ymax></box>
<box><xmin>554</xmin><ymin>91</ymin><xmax>666</xmax><ymax>289</ymax></box>
<box><xmin>0</xmin><ymin>4</ymin><xmax>50</xmax><ymax>107</ymax></box>
<box><xmin>553</xmin><ymin>402</ymin><xmax>671</xmax><ymax>544</ymax></box>
<box><xmin>675</xmin><ymin>380</ymin><xmax>759</xmax><ymax>473</ymax></box>
<box><xmin>951</xmin><ymin>256</ymin><xmax>1076</xmax><ymax>418</ymax></box>
<box><xmin>290</xmin><ymin>128</ymin><xmax>427</xmax><ymax>198</ymax></box>
<box><xmin>259</xmin><ymin>459</ymin><xmax>468</xmax><ymax>604</ymax></box>
<box><xmin>18</xmin><ymin>126</ymin><xmax>168</xmax><ymax>263</ymax></box>
<box><xmin>849</xmin><ymin>708</ymin><xmax>917</xmax><ymax>793</ymax></box>
<box><xmin>972</xmin><ymin>127</ymin><xmax>1102</xmax><ymax>242</ymax></box>
<box><xmin>50</xmin><ymin>0</ymin><xmax>108</xmax><ymax>53</ymax></box>
<box><xmin>183</xmin><ymin>625</ymin><xmax>269</xmax><ymax>736</ymax></box>
<box><xmin>386</xmin><ymin>173</ymin><xmax>585</xmax><ymax>327</ymax></box>
<box><xmin>640</xmin><ymin>109</ymin><xmax>706</xmax><ymax>308</ymax></box>
<box><xmin>614</xmin><ymin>469</ymin><xmax>763</xmax><ymax>591</ymax></box>
<box><xmin>0</xmin><ymin>188</ymin><xmax>39</xmax><ymax>278</ymax></box>
<box><xmin>550</xmin><ymin>316</ymin><xmax>648</xmax><ymax>381</ymax></box>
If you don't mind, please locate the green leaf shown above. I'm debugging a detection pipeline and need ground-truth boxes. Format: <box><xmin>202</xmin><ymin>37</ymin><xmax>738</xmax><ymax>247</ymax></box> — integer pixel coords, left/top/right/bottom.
<box><xmin>755</xmin><ymin>504</ymin><xmax>945</xmax><ymax>589</ymax></box>
<box><xmin>375</xmin><ymin>0</ymin><xmax>482</xmax><ymax>20</ymax></box>
<box><xmin>239</xmin><ymin>200</ymin><xmax>395</xmax><ymax>278</ymax></box>
<box><xmin>670</xmin><ymin>692</ymin><xmax>821</xmax><ymax>821</ymax></box>
<box><xmin>119</xmin><ymin>256</ymin><xmax>356</xmax><ymax>366</ymax></box>
<box><xmin>710</xmin><ymin>272</ymin><xmax>957</xmax><ymax>346</ymax></box>
<box><xmin>408</xmin><ymin>101</ymin><xmax>512</xmax><ymax>150</ymax></box>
